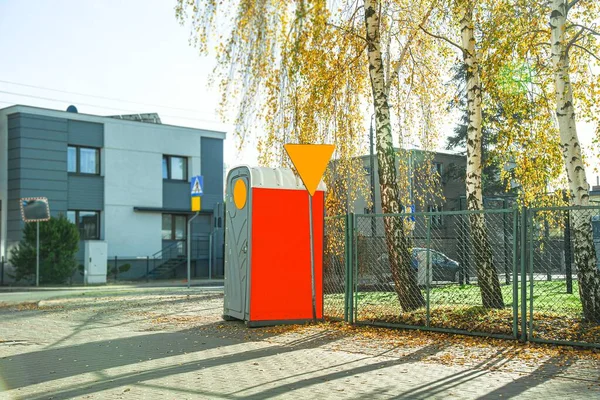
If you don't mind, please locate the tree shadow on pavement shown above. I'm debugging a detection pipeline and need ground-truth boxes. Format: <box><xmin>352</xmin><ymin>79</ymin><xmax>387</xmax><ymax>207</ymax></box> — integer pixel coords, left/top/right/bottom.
<box><xmin>5</xmin><ymin>335</ymin><xmax>448</xmax><ymax>400</ymax></box>
<box><xmin>0</xmin><ymin>319</ymin><xmax>366</xmax><ymax>400</ymax></box>
<box><xmin>0</xmin><ymin>293</ymin><xmax>224</xmax><ymax>322</ymax></box>
<box><xmin>477</xmin><ymin>355</ymin><xmax>584</xmax><ymax>399</ymax></box>
<box><xmin>231</xmin><ymin>343</ymin><xmax>448</xmax><ymax>399</ymax></box>
<box><xmin>385</xmin><ymin>352</ymin><xmax>580</xmax><ymax>399</ymax></box>
<box><xmin>42</xmin><ymin>304</ymin><xmax>224</xmax><ymax>350</ymax></box>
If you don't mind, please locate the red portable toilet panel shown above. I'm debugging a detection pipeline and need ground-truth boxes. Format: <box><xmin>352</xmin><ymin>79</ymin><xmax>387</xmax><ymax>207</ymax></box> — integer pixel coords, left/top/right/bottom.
<box><xmin>249</xmin><ymin>187</ymin><xmax>324</xmax><ymax>322</ymax></box>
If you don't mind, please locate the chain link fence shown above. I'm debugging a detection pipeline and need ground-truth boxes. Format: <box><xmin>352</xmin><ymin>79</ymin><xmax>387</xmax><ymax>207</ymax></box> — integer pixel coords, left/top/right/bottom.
<box><xmin>527</xmin><ymin>206</ymin><xmax>600</xmax><ymax>347</ymax></box>
<box><xmin>325</xmin><ymin>205</ymin><xmax>600</xmax><ymax>347</ymax></box>
<box><xmin>323</xmin><ymin>215</ymin><xmax>347</xmax><ymax>320</ymax></box>
<box><xmin>350</xmin><ymin>210</ymin><xmax>518</xmax><ymax>338</ymax></box>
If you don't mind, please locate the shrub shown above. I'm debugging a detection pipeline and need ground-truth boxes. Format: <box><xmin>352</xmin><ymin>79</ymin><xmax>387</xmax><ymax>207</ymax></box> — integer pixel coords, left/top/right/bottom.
<box><xmin>10</xmin><ymin>215</ymin><xmax>80</xmax><ymax>284</ymax></box>
<box><xmin>107</xmin><ymin>263</ymin><xmax>132</xmax><ymax>278</ymax></box>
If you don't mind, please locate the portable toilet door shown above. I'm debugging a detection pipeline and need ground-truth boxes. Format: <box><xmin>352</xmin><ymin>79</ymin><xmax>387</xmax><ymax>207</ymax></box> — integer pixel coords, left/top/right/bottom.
<box><xmin>223</xmin><ymin>167</ymin><xmax>251</xmax><ymax>321</ymax></box>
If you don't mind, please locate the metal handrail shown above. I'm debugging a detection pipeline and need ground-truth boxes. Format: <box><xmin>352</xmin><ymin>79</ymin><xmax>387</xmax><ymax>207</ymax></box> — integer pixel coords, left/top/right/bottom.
<box><xmin>151</xmin><ymin>240</ymin><xmax>180</xmax><ymax>259</ymax></box>
<box><xmin>145</xmin><ymin>233</ymin><xmax>217</xmax><ymax>279</ymax></box>
<box><xmin>151</xmin><ymin>234</ymin><xmax>213</xmax><ymax>261</ymax></box>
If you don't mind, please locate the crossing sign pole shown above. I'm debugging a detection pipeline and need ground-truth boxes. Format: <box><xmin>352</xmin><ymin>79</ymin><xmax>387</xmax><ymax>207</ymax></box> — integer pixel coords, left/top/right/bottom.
<box><xmin>188</xmin><ymin>176</ymin><xmax>203</xmax><ymax>289</ymax></box>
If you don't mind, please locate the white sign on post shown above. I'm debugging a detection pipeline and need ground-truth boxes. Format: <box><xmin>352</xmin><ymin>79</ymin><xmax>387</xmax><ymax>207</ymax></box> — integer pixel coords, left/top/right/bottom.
<box><xmin>19</xmin><ymin>197</ymin><xmax>51</xmax><ymax>287</ymax></box>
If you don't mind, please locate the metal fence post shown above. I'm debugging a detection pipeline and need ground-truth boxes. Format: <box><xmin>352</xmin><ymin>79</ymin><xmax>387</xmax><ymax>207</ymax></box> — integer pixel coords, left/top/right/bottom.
<box><xmin>426</xmin><ymin>214</ymin><xmax>431</xmax><ymax>328</ymax></box>
<box><xmin>563</xmin><ymin>193</ymin><xmax>573</xmax><ymax>293</ymax></box>
<box><xmin>348</xmin><ymin>213</ymin><xmax>355</xmax><ymax>324</ymax></box>
<box><xmin>344</xmin><ymin>213</ymin><xmax>350</xmax><ymax>323</ymax></box>
<box><xmin>520</xmin><ymin>207</ymin><xmax>527</xmax><ymax>342</ymax></box>
<box><xmin>1</xmin><ymin>256</ymin><xmax>4</xmax><ymax>286</ymax></box>
<box><xmin>504</xmin><ymin>200</ymin><xmax>511</xmax><ymax>285</ymax></box>
<box><xmin>209</xmin><ymin>233</ymin><xmax>213</xmax><ymax>280</ymax></box>
<box><xmin>146</xmin><ymin>256</ymin><xmax>149</xmax><ymax>283</ymax></box>
<box><xmin>114</xmin><ymin>255</ymin><xmax>118</xmax><ymax>281</ymax></box>
<box><xmin>512</xmin><ymin>209</ymin><xmax>518</xmax><ymax>338</ymax></box>
<box><xmin>529</xmin><ymin>210</ymin><xmax>535</xmax><ymax>342</ymax></box>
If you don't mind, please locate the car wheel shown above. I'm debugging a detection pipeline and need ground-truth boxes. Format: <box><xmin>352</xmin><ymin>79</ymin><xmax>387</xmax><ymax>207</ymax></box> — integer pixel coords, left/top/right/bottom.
<box><xmin>454</xmin><ymin>271</ymin><xmax>460</xmax><ymax>284</ymax></box>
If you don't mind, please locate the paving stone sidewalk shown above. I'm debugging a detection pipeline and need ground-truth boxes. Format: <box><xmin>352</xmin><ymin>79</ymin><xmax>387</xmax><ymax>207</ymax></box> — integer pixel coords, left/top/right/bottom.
<box><xmin>0</xmin><ymin>288</ymin><xmax>599</xmax><ymax>399</ymax></box>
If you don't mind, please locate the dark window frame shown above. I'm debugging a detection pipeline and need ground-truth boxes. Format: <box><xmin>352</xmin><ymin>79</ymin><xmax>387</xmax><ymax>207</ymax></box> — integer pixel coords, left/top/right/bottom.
<box><xmin>68</xmin><ymin>145</ymin><xmax>100</xmax><ymax>175</ymax></box>
<box><xmin>161</xmin><ymin>214</ymin><xmax>188</xmax><ymax>241</ymax></box>
<box><xmin>427</xmin><ymin>205</ymin><xmax>444</xmax><ymax>227</ymax></box>
<box><xmin>433</xmin><ymin>162</ymin><xmax>443</xmax><ymax>180</ymax></box>
<box><xmin>162</xmin><ymin>155</ymin><xmax>188</xmax><ymax>181</ymax></box>
<box><xmin>67</xmin><ymin>210</ymin><xmax>100</xmax><ymax>240</ymax></box>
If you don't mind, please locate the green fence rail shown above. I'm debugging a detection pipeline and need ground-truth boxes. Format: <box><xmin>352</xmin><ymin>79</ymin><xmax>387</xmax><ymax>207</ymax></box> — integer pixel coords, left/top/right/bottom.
<box><xmin>323</xmin><ymin>206</ymin><xmax>600</xmax><ymax>348</ymax></box>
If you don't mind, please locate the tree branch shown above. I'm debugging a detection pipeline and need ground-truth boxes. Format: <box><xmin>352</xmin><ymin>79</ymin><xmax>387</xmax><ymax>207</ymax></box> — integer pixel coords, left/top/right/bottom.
<box><xmin>419</xmin><ymin>25</ymin><xmax>463</xmax><ymax>52</ymax></box>
<box><xmin>385</xmin><ymin>0</ymin><xmax>438</xmax><ymax>95</ymax></box>
<box><xmin>572</xmin><ymin>44</ymin><xmax>600</xmax><ymax>62</ymax></box>
<box><xmin>566</xmin><ymin>27</ymin><xmax>586</xmax><ymax>54</ymax></box>
<box><xmin>567</xmin><ymin>0</ymin><xmax>583</xmax><ymax>12</ymax></box>
<box><xmin>326</xmin><ymin>22</ymin><xmax>368</xmax><ymax>42</ymax></box>
<box><xmin>570</xmin><ymin>23</ymin><xmax>600</xmax><ymax>37</ymax></box>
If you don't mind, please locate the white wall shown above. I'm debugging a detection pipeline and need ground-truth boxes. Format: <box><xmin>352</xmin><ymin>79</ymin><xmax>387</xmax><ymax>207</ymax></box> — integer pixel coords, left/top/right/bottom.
<box><xmin>103</xmin><ymin>119</ymin><xmax>202</xmax><ymax>257</ymax></box>
<box><xmin>0</xmin><ymin>110</ymin><xmax>7</xmax><ymax>260</ymax></box>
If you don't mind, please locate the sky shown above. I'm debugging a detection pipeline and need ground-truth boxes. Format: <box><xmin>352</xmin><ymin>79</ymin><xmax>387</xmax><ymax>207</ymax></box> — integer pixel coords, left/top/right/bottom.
<box><xmin>0</xmin><ymin>0</ymin><xmax>598</xmax><ymax>186</ymax></box>
<box><xmin>0</xmin><ymin>0</ymin><xmax>256</xmax><ymax>171</ymax></box>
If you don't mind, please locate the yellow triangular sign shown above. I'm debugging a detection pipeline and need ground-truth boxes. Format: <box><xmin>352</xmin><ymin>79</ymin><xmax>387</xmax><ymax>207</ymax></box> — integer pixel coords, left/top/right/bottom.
<box><xmin>284</xmin><ymin>144</ymin><xmax>335</xmax><ymax>196</ymax></box>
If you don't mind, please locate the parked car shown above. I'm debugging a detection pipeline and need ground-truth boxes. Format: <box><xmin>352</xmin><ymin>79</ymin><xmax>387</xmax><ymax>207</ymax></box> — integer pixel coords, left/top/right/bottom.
<box><xmin>412</xmin><ymin>248</ymin><xmax>461</xmax><ymax>283</ymax></box>
<box><xmin>378</xmin><ymin>248</ymin><xmax>462</xmax><ymax>284</ymax></box>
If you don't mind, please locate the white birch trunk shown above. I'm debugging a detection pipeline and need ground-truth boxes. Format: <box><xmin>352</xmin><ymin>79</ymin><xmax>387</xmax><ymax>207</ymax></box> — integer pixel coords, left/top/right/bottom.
<box><xmin>364</xmin><ymin>0</ymin><xmax>425</xmax><ymax>311</ymax></box>
<box><xmin>461</xmin><ymin>1</ymin><xmax>504</xmax><ymax>309</ymax></box>
<box><xmin>551</xmin><ymin>0</ymin><xmax>600</xmax><ymax>322</ymax></box>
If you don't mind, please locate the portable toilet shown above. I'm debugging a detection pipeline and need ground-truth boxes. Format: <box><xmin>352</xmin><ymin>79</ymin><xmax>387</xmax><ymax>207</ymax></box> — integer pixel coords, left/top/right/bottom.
<box><xmin>223</xmin><ymin>166</ymin><xmax>325</xmax><ymax>326</ymax></box>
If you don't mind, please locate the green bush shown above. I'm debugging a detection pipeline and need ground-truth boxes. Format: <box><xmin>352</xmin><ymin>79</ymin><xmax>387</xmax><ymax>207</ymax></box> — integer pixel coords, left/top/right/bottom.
<box><xmin>107</xmin><ymin>263</ymin><xmax>131</xmax><ymax>278</ymax></box>
<box><xmin>10</xmin><ymin>215</ymin><xmax>80</xmax><ymax>284</ymax></box>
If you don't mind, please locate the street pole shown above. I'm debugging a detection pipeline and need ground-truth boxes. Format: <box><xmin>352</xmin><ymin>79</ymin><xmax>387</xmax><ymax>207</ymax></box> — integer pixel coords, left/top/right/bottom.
<box><xmin>187</xmin><ymin>212</ymin><xmax>200</xmax><ymax>289</ymax></box>
<box><xmin>563</xmin><ymin>190</ymin><xmax>573</xmax><ymax>293</ymax></box>
<box><xmin>309</xmin><ymin>192</ymin><xmax>316</xmax><ymax>322</ymax></box>
<box><xmin>36</xmin><ymin>221</ymin><xmax>39</xmax><ymax>287</ymax></box>
<box><xmin>408</xmin><ymin>151</ymin><xmax>413</xmax><ymax>209</ymax></box>
<box><xmin>369</xmin><ymin>114</ymin><xmax>376</xmax><ymax>237</ymax></box>
<box><xmin>209</xmin><ymin>233</ymin><xmax>213</xmax><ymax>280</ymax></box>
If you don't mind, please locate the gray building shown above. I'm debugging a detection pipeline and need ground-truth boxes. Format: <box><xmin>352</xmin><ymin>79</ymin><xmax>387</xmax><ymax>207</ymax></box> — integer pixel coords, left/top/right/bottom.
<box><xmin>0</xmin><ymin>105</ymin><xmax>226</xmax><ymax>283</ymax></box>
<box><xmin>353</xmin><ymin>149</ymin><xmax>467</xmax><ymax>215</ymax></box>
<box><xmin>339</xmin><ymin>150</ymin><xmax>521</xmax><ymax>284</ymax></box>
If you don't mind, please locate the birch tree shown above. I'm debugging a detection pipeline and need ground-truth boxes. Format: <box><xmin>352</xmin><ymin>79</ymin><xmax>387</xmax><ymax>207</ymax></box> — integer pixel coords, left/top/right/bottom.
<box><xmin>549</xmin><ymin>0</ymin><xmax>600</xmax><ymax>321</ymax></box>
<box><xmin>421</xmin><ymin>0</ymin><xmax>504</xmax><ymax>308</ymax></box>
<box><xmin>176</xmin><ymin>0</ymin><xmax>450</xmax><ymax>311</ymax></box>
<box><xmin>484</xmin><ymin>0</ymin><xmax>600</xmax><ymax>320</ymax></box>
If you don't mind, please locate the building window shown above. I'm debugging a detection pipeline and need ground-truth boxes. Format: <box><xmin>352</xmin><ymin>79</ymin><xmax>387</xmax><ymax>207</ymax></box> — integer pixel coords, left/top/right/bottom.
<box><xmin>427</xmin><ymin>205</ymin><xmax>443</xmax><ymax>227</ymax></box>
<box><xmin>434</xmin><ymin>162</ymin><xmax>443</xmax><ymax>178</ymax></box>
<box><xmin>67</xmin><ymin>147</ymin><xmax>77</xmax><ymax>172</ymax></box>
<box><xmin>67</xmin><ymin>210</ymin><xmax>100</xmax><ymax>240</ymax></box>
<box><xmin>68</xmin><ymin>146</ymin><xmax>100</xmax><ymax>174</ymax></box>
<box><xmin>162</xmin><ymin>155</ymin><xmax>187</xmax><ymax>181</ymax></box>
<box><xmin>162</xmin><ymin>214</ymin><xmax>187</xmax><ymax>240</ymax></box>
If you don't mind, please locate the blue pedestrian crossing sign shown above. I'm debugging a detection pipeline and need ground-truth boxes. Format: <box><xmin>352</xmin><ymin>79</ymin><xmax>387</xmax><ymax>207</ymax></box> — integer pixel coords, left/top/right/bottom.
<box><xmin>402</xmin><ymin>204</ymin><xmax>415</xmax><ymax>222</ymax></box>
<box><xmin>190</xmin><ymin>176</ymin><xmax>203</xmax><ymax>197</ymax></box>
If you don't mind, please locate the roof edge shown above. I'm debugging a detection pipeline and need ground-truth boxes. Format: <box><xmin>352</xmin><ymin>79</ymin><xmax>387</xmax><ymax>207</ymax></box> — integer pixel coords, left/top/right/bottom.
<box><xmin>0</xmin><ymin>104</ymin><xmax>227</xmax><ymax>139</ymax></box>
